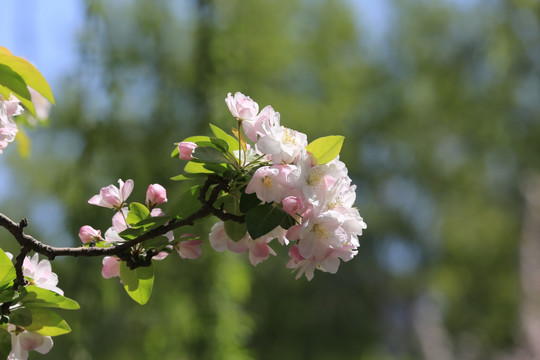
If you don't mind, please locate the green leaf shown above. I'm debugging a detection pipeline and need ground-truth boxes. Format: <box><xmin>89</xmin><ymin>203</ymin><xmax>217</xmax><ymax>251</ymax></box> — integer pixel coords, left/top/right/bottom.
<box><xmin>210</xmin><ymin>123</ymin><xmax>239</xmax><ymax>151</ymax></box>
<box><xmin>167</xmin><ymin>185</ymin><xmax>202</xmax><ymax>219</ymax></box>
<box><xmin>118</xmin><ymin>227</ymin><xmax>145</xmax><ymax>241</ymax></box>
<box><xmin>305</xmin><ymin>135</ymin><xmax>345</xmax><ymax>165</ymax></box>
<box><xmin>9</xmin><ymin>308</ymin><xmax>32</xmax><ymax>327</ymax></box>
<box><xmin>184</xmin><ymin>160</ymin><xmax>213</xmax><ymax>174</ymax></box>
<box><xmin>245</xmin><ymin>203</ymin><xmax>296</xmax><ymax>239</ymax></box>
<box><xmin>0</xmin><ymin>328</ymin><xmax>11</xmax><ymax>359</ymax></box>
<box><xmin>130</xmin><ymin>216</ymin><xmax>170</xmax><ymax>231</ymax></box>
<box><xmin>0</xmin><ymin>54</ymin><xmax>55</xmax><ymax>104</ymax></box>
<box><xmin>192</xmin><ymin>146</ymin><xmax>232</xmax><ymax>164</ymax></box>
<box><xmin>120</xmin><ymin>263</ymin><xmax>154</xmax><ymax>305</ymax></box>
<box><xmin>224</xmin><ymin>221</ymin><xmax>247</xmax><ymax>242</ymax></box>
<box><xmin>19</xmin><ymin>285</ymin><xmax>80</xmax><ymax>310</ymax></box>
<box><xmin>240</xmin><ymin>192</ymin><xmax>261</xmax><ymax>213</ymax></box>
<box><xmin>127</xmin><ymin>202</ymin><xmax>150</xmax><ymax>226</ymax></box>
<box><xmin>0</xmin><ymin>249</ymin><xmax>15</xmax><ymax>289</ymax></box>
<box><xmin>0</xmin><ymin>64</ymin><xmax>34</xmax><ymax>115</ymax></box>
<box><xmin>24</xmin><ymin>308</ymin><xmax>71</xmax><ymax>336</ymax></box>
<box><xmin>0</xmin><ymin>289</ymin><xmax>19</xmax><ymax>303</ymax></box>
<box><xmin>170</xmin><ymin>173</ymin><xmax>207</xmax><ymax>181</ymax></box>
<box><xmin>142</xmin><ymin>237</ymin><xmax>171</xmax><ymax>250</ymax></box>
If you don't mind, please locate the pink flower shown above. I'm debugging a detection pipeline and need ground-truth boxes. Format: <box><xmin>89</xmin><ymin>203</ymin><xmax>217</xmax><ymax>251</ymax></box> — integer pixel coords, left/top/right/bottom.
<box><xmin>243</xmin><ymin>105</ymin><xmax>280</xmax><ymax>142</ymax></box>
<box><xmin>0</xmin><ymin>97</ymin><xmax>22</xmax><ymax>155</ymax></box>
<box><xmin>78</xmin><ymin>225</ymin><xmax>102</xmax><ymax>244</ymax></box>
<box><xmin>8</xmin><ymin>324</ymin><xmax>53</xmax><ymax>360</ymax></box>
<box><xmin>225</xmin><ymin>92</ymin><xmax>259</xmax><ymax>121</ymax></box>
<box><xmin>245</xmin><ymin>165</ymin><xmax>293</xmax><ymax>204</ymax></box>
<box><xmin>146</xmin><ymin>183</ymin><xmax>167</xmax><ymax>208</ymax></box>
<box><xmin>178</xmin><ymin>141</ymin><xmax>197</xmax><ymax>160</ymax></box>
<box><xmin>256</xmin><ymin>125</ymin><xmax>307</xmax><ymax>164</ymax></box>
<box><xmin>23</xmin><ymin>254</ymin><xmax>63</xmax><ymax>295</ymax></box>
<box><xmin>88</xmin><ymin>179</ymin><xmax>134</xmax><ymax>210</ymax></box>
<box><xmin>282</xmin><ymin>195</ymin><xmax>305</xmax><ymax>216</ymax></box>
<box><xmin>176</xmin><ymin>238</ymin><xmax>204</xmax><ymax>259</ymax></box>
<box><xmin>208</xmin><ymin>221</ymin><xmax>248</xmax><ymax>254</ymax></box>
<box><xmin>101</xmin><ymin>256</ymin><xmax>121</xmax><ymax>279</ymax></box>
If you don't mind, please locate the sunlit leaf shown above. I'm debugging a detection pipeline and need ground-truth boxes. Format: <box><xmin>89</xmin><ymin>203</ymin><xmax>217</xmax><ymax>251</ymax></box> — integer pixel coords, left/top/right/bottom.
<box><xmin>19</xmin><ymin>285</ymin><xmax>80</xmax><ymax>310</ymax></box>
<box><xmin>0</xmin><ymin>64</ymin><xmax>34</xmax><ymax>115</ymax></box>
<box><xmin>210</xmin><ymin>123</ymin><xmax>239</xmax><ymax>151</ymax></box>
<box><xmin>127</xmin><ymin>202</ymin><xmax>150</xmax><ymax>226</ymax></box>
<box><xmin>0</xmin><ymin>249</ymin><xmax>15</xmax><ymax>289</ymax></box>
<box><xmin>24</xmin><ymin>308</ymin><xmax>71</xmax><ymax>336</ymax></box>
<box><xmin>0</xmin><ymin>53</ymin><xmax>55</xmax><ymax>104</ymax></box>
<box><xmin>305</xmin><ymin>135</ymin><xmax>344</xmax><ymax>165</ymax></box>
<box><xmin>120</xmin><ymin>263</ymin><xmax>154</xmax><ymax>305</ymax></box>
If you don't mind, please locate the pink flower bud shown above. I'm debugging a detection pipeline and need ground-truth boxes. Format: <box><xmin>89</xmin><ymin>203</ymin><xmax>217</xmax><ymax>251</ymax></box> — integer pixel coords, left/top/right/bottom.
<box><xmin>78</xmin><ymin>225</ymin><xmax>102</xmax><ymax>243</ymax></box>
<box><xmin>178</xmin><ymin>142</ymin><xmax>197</xmax><ymax>160</ymax></box>
<box><xmin>176</xmin><ymin>239</ymin><xmax>204</xmax><ymax>259</ymax></box>
<box><xmin>102</xmin><ymin>256</ymin><xmax>121</xmax><ymax>279</ymax></box>
<box><xmin>282</xmin><ymin>196</ymin><xmax>304</xmax><ymax>216</ymax></box>
<box><xmin>146</xmin><ymin>183</ymin><xmax>167</xmax><ymax>207</ymax></box>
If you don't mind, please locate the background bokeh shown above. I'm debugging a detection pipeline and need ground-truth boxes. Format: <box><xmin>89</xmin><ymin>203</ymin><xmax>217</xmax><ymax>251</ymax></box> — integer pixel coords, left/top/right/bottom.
<box><xmin>1</xmin><ymin>0</ymin><xmax>540</xmax><ymax>359</ymax></box>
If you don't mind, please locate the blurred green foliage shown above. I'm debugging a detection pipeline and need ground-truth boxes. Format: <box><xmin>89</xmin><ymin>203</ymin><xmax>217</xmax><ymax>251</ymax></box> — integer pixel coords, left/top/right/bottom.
<box><xmin>2</xmin><ymin>0</ymin><xmax>540</xmax><ymax>358</ymax></box>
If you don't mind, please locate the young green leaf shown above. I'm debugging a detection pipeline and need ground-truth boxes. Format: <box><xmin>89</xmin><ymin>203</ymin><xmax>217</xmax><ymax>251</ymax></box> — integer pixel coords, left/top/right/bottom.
<box><xmin>129</xmin><ymin>216</ymin><xmax>170</xmax><ymax>231</ymax></box>
<box><xmin>24</xmin><ymin>308</ymin><xmax>71</xmax><ymax>336</ymax></box>
<box><xmin>210</xmin><ymin>123</ymin><xmax>239</xmax><ymax>151</ymax></box>
<box><xmin>0</xmin><ymin>248</ymin><xmax>15</xmax><ymax>289</ymax></box>
<box><xmin>192</xmin><ymin>146</ymin><xmax>232</xmax><ymax>164</ymax></box>
<box><xmin>0</xmin><ymin>64</ymin><xmax>34</xmax><ymax>115</ymax></box>
<box><xmin>127</xmin><ymin>202</ymin><xmax>150</xmax><ymax>226</ymax></box>
<box><xmin>239</xmin><ymin>192</ymin><xmax>261</xmax><ymax>213</ymax></box>
<box><xmin>19</xmin><ymin>285</ymin><xmax>80</xmax><ymax>310</ymax></box>
<box><xmin>305</xmin><ymin>135</ymin><xmax>345</xmax><ymax>165</ymax></box>
<box><xmin>0</xmin><ymin>53</ymin><xmax>55</xmax><ymax>104</ymax></box>
<box><xmin>119</xmin><ymin>263</ymin><xmax>154</xmax><ymax>305</ymax></box>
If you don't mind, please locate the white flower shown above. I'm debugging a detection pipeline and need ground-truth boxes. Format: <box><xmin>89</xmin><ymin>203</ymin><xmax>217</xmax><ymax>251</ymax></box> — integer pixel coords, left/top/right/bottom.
<box><xmin>256</xmin><ymin>124</ymin><xmax>307</xmax><ymax>164</ymax></box>
<box><xmin>8</xmin><ymin>325</ymin><xmax>53</xmax><ymax>360</ymax></box>
<box><xmin>22</xmin><ymin>254</ymin><xmax>63</xmax><ymax>295</ymax></box>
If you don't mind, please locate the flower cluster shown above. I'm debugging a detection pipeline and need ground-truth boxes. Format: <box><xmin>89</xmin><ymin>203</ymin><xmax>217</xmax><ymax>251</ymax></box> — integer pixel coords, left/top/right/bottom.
<box><xmin>0</xmin><ymin>96</ymin><xmax>23</xmax><ymax>154</ymax></box>
<box><xmin>178</xmin><ymin>92</ymin><xmax>367</xmax><ymax>280</ymax></box>
<box><xmin>81</xmin><ymin>180</ymin><xmax>202</xmax><ymax>279</ymax></box>
<box><xmin>3</xmin><ymin>252</ymin><xmax>64</xmax><ymax>359</ymax></box>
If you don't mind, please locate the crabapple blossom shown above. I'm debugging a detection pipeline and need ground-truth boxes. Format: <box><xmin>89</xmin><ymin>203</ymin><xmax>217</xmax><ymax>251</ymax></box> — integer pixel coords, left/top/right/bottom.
<box><xmin>242</xmin><ymin>105</ymin><xmax>280</xmax><ymax>142</ymax></box>
<box><xmin>146</xmin><ymin>183</ymin><xmax>167</xmax><ymax>208</ymax></box>
<box><xmin>256</xmin><ymin>124</ymin><xmax>307</xmax><ymax>164</ymax></box>
<box><xmin>282</xmin><ymin>195</ymin><xmax>305</xmax><ymax>216</ymax></box>
<box><xmin>225</xmin><ymin>92</ymin><xmax>259</xmax><ymax>121</ymax></box>
<box><xmin>23</xmin><ymin>254</ymin><xmax>63</xmax><ymax>295</ymax></box>
<box><xmin>78</xmin><ymin>225</ymin><xmax>102</xmax><ymax>244</ymax></box>
<box><xmin>176</xmin><ymin>238</ymin><xmax>204</xmax><ymax>259</ymax></box>
<box><xmin>88</xmin><ymin>179</ymin><xmax>134</xmax><ymax>210</ymax></box>
<box><xmin>101</xmin><ymin>256</ymin><xmax>121</xmax><ymax>279</ymax></box>
<box><xmin>245</xmin><ymin>164</ymin><xmax>294</xmax><ymax>203</ymax></box>
<box><xmin>297</xmin><ymin>210</ymin><xmax>349</xmax><ymax>260</ymax></box>
<box><xmin>178</xmin><ymin>141</ymin><xmax>197</xmax><ymax>160</ymax></box>
<box><xmin>7</xmin><ymin>325</ymin><xmax>53</xmax><ymax>360</ymax></box>
<box><xmin>209</xmin><ymin>221</ymin><xmax>248</xmax><ymax>254</ymax></box>
<box><xmin>0</xmin><ymin>96</ymin><xmax>23</xmax><ymax>154</ymax></box>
